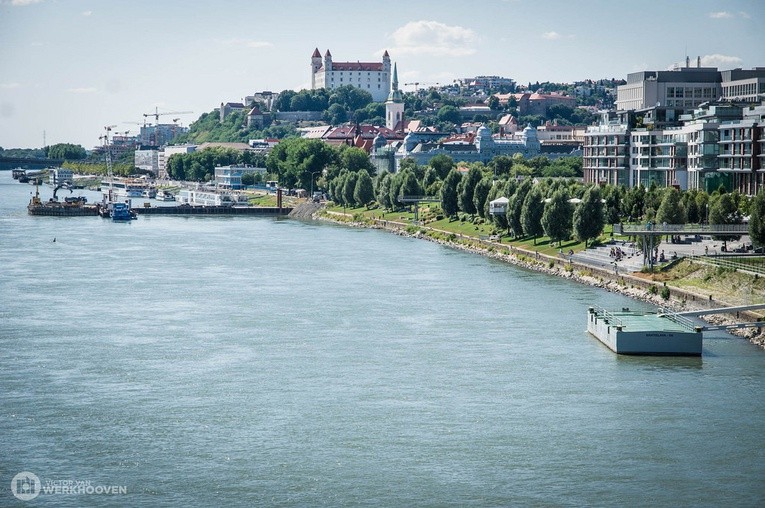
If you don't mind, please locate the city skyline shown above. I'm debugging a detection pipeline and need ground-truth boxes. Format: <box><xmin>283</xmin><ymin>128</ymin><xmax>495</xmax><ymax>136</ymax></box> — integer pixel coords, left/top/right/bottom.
<box><xmin>0</xmin><ymin>0</ymin><xmax>763</xmax><ymax>149</ymax></box>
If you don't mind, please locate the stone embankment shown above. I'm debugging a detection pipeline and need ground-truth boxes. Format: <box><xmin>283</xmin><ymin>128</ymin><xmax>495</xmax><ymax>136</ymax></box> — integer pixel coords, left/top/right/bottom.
<box><xmin>288</xmin><ymin>201</ymin><xmax>324</xmax><ymax>219</ymax></box>
<box><xmin>313</xmin><ymin>208</ymin><xmax>765</xmax><ymax>350</ymax></box>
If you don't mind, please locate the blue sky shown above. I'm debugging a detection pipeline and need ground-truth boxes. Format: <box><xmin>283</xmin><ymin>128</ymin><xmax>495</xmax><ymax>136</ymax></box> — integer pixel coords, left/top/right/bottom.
<box><xmin>1</xmin><ymin>0</ymin><xmax>762</xmax><ymax>149</ymax></box>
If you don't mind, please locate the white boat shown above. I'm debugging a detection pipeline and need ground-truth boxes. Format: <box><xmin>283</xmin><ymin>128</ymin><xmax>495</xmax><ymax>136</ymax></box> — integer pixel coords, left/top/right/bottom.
<box><xmin>155</xmin><ymin>190</ymin><xmax>175</xmax><ymax>202</ymax></box>
<box><xmin>177</xmin><ymin>189</ymin><xmax>236</xmax><ymax>207</ymax></box>
<box><xmin>102</xmin><ymin>178</ymin><xmax>148</xmax><ymax>198</ymax></box>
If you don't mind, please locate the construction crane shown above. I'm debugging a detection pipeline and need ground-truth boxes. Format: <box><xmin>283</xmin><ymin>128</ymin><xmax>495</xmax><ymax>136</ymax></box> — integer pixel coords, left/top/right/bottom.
<box><xmin>405</xmin><ymin>82</ymin><xmax>440</xmax><ymax>92</ymax></box>
<box><xmin>99</xmin><ymin>125</ymin><xmax>117</xmax><ymax>181</ymax></box>
<box><xmin>142</xmin><ymin>107</ymin><xmax>194</xmax><ymax>124</ymax></box>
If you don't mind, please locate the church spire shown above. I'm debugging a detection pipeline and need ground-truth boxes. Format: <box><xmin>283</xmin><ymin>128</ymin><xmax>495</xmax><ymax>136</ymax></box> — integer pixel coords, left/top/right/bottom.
<box><xmin>392</xmin><ymin>63</ymin><xmax>399</xmax><ymax>92</ymax></box>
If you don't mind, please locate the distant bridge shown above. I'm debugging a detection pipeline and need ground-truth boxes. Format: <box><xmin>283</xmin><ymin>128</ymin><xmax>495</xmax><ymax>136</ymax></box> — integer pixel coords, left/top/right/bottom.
<box><xmin>0</xmin><ymin>156</ymin><xmax>64</xmax><ymax>171</ymax></box>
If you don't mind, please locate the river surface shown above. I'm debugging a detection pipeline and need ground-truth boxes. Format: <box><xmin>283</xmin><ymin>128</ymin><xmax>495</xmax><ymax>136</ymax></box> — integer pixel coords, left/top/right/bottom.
<box><xmin>1</xmin><ymin>171</ymin><xmax>764</xmax><ymax>507</ymax></box>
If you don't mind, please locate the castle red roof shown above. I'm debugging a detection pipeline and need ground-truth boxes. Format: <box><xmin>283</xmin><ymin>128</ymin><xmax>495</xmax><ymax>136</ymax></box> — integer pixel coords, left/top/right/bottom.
<box><xmin>329</xmin><ymin>62</ymin><xmax>384</xmax><ymax>71</ymax></box>
<box><xmin>312</xmin><ymin>48</ymin><xmax>321</xmax><ymax>58</ymax></box>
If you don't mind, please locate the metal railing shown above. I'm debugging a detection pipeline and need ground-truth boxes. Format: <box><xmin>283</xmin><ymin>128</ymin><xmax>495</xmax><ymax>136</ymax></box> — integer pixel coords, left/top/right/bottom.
<box><xmin>658</xmin><ymin>307</ymin><xmax>699</xmax><ymax>332</ymax></box>
<box><xmin>617</xmin><ymin>223</ymin><xmax>749</xmax><ymax>235</ymax></box>
<box><xmin>687</xmin><ymin>255</ymin><xmax>765</xmax><ymax>276</ymax></box>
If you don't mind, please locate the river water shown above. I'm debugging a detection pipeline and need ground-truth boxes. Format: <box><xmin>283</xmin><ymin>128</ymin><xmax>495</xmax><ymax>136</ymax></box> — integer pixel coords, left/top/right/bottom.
<box><xmin>1</xmin><ymin>171</ymin><xmax>764</xmax><ymax>507</ymax></box>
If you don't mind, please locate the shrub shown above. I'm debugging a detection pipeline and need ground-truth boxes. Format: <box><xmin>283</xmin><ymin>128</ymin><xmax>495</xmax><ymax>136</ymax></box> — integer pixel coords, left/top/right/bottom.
<box><xmin>660</xmin><ymin>286</ymin><xmax>670</xmax><ymax>300</ymax></box>
<box><xmin>648</xmin><ymin>285</ymin><xmax>658</xmax><ymax>295</ymax></box>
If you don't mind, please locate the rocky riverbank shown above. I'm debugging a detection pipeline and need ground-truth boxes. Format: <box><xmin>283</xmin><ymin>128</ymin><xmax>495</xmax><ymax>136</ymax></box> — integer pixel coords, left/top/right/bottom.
<box><xmin>315</xmin><ymin>208</ymin><xmax>765</xmax><ymax>350</ymax></box>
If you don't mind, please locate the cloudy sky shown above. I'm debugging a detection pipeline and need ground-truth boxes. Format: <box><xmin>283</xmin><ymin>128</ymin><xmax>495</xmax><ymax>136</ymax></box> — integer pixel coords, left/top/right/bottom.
<box><xmin>1</xmin><ymin>0</ymin><xmax>762</xmax><ymax>149</ymax></box>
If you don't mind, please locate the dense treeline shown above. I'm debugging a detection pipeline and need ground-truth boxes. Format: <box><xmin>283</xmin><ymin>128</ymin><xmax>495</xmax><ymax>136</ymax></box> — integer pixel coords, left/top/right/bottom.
<box><xmin>0</xmin><ymin>144</ymin><xmax>86</xmax><ymax>160</ymax></box>
<box><xmin>166</xmin><ymin>147</ymin><xmax>267</xmax><ymax>181</ymax></box>
<box><xmin>319</xmin><ymin>149</ymin><xmax>761</xmax><ymax>250</ymax></box>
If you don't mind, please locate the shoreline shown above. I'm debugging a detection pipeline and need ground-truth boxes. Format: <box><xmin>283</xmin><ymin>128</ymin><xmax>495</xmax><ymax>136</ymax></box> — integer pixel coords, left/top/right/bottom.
<box><xmin>316</xmin><ymin>208</ymin><xmax>765</xmax><ymax>350</ymax></box>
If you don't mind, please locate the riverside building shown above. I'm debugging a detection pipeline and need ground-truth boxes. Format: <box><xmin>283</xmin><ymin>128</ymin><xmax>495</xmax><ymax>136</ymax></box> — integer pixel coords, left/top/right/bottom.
<box><xmin>583</xmin><ymin>103</ymin><xmax>765</xmax><ymax>195</ymax></box>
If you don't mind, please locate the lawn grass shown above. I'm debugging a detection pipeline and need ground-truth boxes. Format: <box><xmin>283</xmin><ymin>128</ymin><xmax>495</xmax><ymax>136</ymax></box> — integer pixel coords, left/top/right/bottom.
<box><xmin>325</xmin><ymin>203</ymin><xmax>614</xmax><ymax>258</ymax></box>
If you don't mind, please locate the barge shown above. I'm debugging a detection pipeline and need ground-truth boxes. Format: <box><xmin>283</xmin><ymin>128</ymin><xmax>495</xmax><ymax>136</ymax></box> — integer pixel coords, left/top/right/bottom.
<box><xmin>587</xmin><ymin>306</ymin><xmax>702</xmax><ymax>356</ymax></box>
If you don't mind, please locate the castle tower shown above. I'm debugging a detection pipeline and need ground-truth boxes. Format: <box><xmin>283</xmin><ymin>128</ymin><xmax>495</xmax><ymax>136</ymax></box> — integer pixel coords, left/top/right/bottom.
<box><xmin>385</xmin><ymin>63</ymin><xmax>404</xmax><ymax>131</ymax></box>
<box><xmin>311</xmin><ymin>48</ymin><xmax>322</xmax><ymax>88</ymax></box>
<box><xmin>382</xmin><ymin>50</ymin><xmax>391</xmax><ymax>73</ymax></box>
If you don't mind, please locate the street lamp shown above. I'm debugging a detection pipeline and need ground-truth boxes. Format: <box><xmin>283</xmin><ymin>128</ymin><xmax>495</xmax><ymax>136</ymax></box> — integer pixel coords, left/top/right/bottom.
<box><xmin>310</xmin><ymin>170</ymin><xmax>322</xmax><ymax>199</ymax></box>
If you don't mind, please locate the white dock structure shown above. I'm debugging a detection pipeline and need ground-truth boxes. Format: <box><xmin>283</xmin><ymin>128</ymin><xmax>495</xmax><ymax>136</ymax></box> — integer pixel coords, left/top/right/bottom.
<box><xmin>587</xmin><ymin>307</ymin><xmax>702</xmax><ymax>356</ymax></box>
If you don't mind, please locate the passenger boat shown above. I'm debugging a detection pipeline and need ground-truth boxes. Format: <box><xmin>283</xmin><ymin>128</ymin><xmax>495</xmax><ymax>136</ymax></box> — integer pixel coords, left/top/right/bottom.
<box><xmin>177</xmin><ymin>189</ymin><xmax>238</xmax><ymax>207</ymax></box>
<box><xmin>155</xmin><ymin>190</ymin><xmax>175</xmax><ymax>201</ymax></box>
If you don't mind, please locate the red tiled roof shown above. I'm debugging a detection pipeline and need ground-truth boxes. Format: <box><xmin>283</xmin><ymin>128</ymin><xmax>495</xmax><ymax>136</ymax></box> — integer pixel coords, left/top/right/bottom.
<box><xmin>312</xmin><ymin>48</ymin><xmax>321</xmax><ymax>58</ymax></box>
<box><xmin>330</xmin><ymin>62</ymin><xmax>384</xmax><ymax>71</ymax></box>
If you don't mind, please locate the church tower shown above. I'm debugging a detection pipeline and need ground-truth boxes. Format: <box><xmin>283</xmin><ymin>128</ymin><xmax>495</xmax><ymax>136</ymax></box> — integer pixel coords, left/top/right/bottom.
<box><xmin>385</xmin><ymin>63</ymin><xmax>404</xmax><ymax>131</ymax></box>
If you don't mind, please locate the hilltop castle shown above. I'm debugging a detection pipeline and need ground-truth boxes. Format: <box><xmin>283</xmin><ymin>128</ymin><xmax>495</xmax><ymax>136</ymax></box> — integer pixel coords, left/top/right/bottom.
<box><xmin>311</xmin><ymin>48</ymin><xmax>392</xmax><ymax>102</ymax></box>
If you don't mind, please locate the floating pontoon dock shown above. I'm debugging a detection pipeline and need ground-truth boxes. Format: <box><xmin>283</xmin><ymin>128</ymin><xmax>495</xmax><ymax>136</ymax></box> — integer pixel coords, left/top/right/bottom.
<box><xmin>587</xmin><ymin>307</ymin><xmax>703</xmax><ymax>356</ymax></box>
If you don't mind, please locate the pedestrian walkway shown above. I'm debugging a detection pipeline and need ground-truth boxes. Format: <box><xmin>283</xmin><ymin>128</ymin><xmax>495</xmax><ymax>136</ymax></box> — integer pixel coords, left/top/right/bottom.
<box><xmin>571</xmin><ymin>242</ymin><xmax>644</xmax><ymax>273</ymax></box>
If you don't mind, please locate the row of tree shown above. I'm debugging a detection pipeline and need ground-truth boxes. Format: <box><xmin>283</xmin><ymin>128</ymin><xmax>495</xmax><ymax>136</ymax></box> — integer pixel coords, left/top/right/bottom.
<box><xmin>320</xmin><ymin>151</ymin><xmax>760</xmax><ymax>249</ymax></box>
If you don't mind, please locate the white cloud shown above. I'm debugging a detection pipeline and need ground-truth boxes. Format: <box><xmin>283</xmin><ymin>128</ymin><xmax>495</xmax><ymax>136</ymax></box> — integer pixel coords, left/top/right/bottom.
<box><xmin>388</xmin><ymin>20</ymin><xmax>478</xmax><ymax>57</ymax></box>
<box><xmin>218</xmin><ymin>38</ymin><xmax>273</xmax><ymax>49</ymax></box>
<box><xmin>709</xmin><ymin>11</ymin><xmax>733</xmax><ymax>19</ymax></box>
<box><xmin>2</xmin><ymin>0</ymin><xmax>43</xmax><ymax>5</ymax></box>
<box><xmin>67</xmin><ymin>87</ymin><xmax>98</xmax><ymax>94</ymax></box>
<box><xmin>738</xmin><ymin>11</ymin><xmax>751</xmax><ymax>19</ymax></box>
<box><xmin>667</xmin><ymin>54</ymin><xmax>743</xmax><ymax>70</ymax></box>
<box><xmin>82</xmin><ymin>10</ymin><xmax>92</xmax><ymax>16</ymax></box>
<box><xmin>700</xmin><ymin>54</ymin><xmax>743</xmax><ymax>67</ymax></box>
<box><xmin>1</xmin><ymin>82</ymin><xmax>21</xmax><ymax>89</ymax></box>
<box><xmin>542</xmin><ymin>31</ymin><xmax>562</xmax><ymax>40</ymax></box>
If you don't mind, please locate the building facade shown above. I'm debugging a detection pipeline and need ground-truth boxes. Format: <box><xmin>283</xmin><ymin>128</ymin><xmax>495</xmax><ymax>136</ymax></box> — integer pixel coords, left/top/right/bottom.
<box><xmin>373</xmin><ymin>125</ymin><xmax>580</xmax><ymax>173</ymax></box>
<box><xmin>311</xmin><ymin>48</ymin><xmax>391</xmax><ymax>102</ymax></box>
<box><xmin>159</xmin><ymin>145</ymin><xmax>197</xmax><ymax>179</ymax></box>
<box><xmin>583</xmin><ymin>103</ymin><xmax>765</xmax><ymax>195</ymax></box>
<box><xmin>616</xmin><ymin>62</ymin><xmax>765</xmax><ymax>112</ymax></box>
<box><xmin>214</xmin><ymin>165</ymin><xmax>267</xmax><ymax>190</ymax></box>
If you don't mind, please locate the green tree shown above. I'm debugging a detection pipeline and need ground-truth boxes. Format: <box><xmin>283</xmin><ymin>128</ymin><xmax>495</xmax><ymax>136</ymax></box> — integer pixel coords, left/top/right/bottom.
<box><xmin>437</xmin><ymin>105</ymin><xmax>461</xmax><ymax>125</ymax></box>
<box><xmin>572</xmin><ymin>186</ymin><xmax>605</xmax><ymax>248</ymax></box>
<box><xmin>340</xmin><ymin>146</ymin><xmax>373</xmax><ymax>173</ymax></box>
<box><xmin>709</xmin><ymin>193</ymin><xmax>742</xmax><ymax>249</ymax></box>
<box><xmin>490</xmin><ymin>156</ymin><xmax>513</xmax><ymax>177</ymax></box>
<box><xmin>328</xmin><ymin>85</ymin><xmax>374</xmax><ymax>112</ymax></box>
<box><xmin>507</xmin><ymin>179</ymin><xmax>532</xmax><ymax>237</ymax></box>
<box><xmin>542</xmin><ymin>190</ymin><xmax>573</xmax><ymax>247</ymax></box>
<box><xmin>241</xmin><ymin>172</ymin><xmax>255</xmax><ymax>186</ymax></box>
<box><xmin>521</xmin><ymin>185</ymin><xmax>545</xmax><ymax>244</ymax></box>
<box><xmin>342</xmin><ymin>171</ymin><xmax>358</xmax><ymax>206</ymax></box>
<box><xmin>655</xmin><ymin>188</ymin><xmax>686</xmax><ymax>225</ymax></box>
<box><xmin>440</xmin><ymin>169</ymin><xmax>462</xmax><ymax>218</ymax></box>
<box><xmin>376</xmin><ymin>173</ymin><xmax>393</xmax><ymax>209</ymax></box>
<box><xmin>622</xmin><ymin>185</ymin><xmax>646</xmax><ymax>220</ymax></box>
<box><xmin>46</xmin><ymin>143</ymin><xmax>87</xmax><ymax>160</ymax></box>
<box><xmin>748</xmin><ymin>189</ymin><xmax>765</xmax><ymax>248</ymax></box>
<box><xmin>398</xmin><ymin>169</ymin><xmax>422</xmax><ymax>202</ymax></box>
<box><xmin>472</xmin><ymin>177</ymin><xmax>493</xmax><ymax>219</ymax></box>
<box><xmin>458</xmin><ymin>167</ymin><xmax>482</xmax><ymax>215</ymax></box>
<box><xmin>266</xmin><ymin>137</ymin><xmax>338</xmax><ymax>189</ymax></box>
<box><xmin>324</xmin><ymin>103</ymin><xmax>348</xmax><ymax>124</ymax></box>
<box><xmin>354</xmin><ymin>171</ymin><xmax>375</xmax><ymax>208</ymax></box>
<box><xmin>428</xmin><ymin>154</ymin><xmax>454</xmax><ymax>180</ymax></box>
